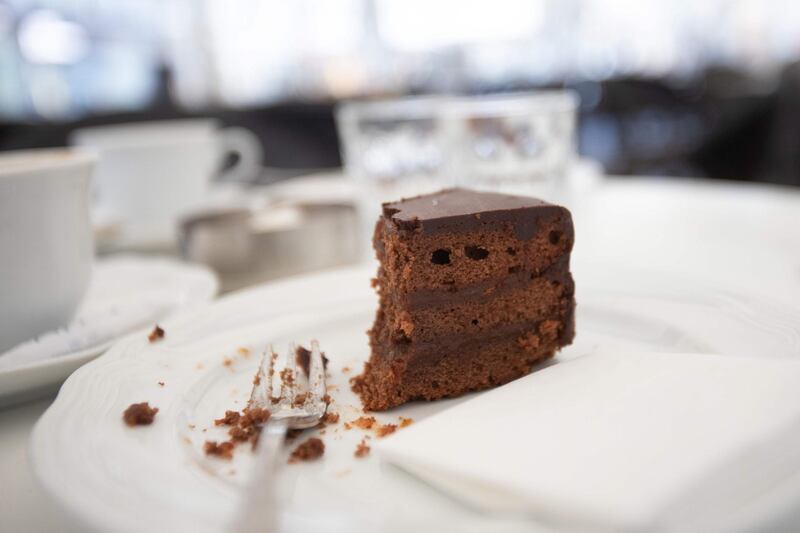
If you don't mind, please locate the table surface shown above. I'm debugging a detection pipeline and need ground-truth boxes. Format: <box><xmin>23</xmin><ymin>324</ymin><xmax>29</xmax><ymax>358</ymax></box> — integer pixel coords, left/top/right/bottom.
<box><xmin>2</xmin><ymin>176</ymin><xmax>800</xmax><ymax>533</ymax></box>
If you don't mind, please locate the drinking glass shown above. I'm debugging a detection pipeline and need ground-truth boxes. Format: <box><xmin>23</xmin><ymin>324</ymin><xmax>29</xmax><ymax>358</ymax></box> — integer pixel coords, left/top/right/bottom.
<box><xmin>336</xmin><ymin>91</ymin><xmax>579</xmax><ymax>256</ymax></box>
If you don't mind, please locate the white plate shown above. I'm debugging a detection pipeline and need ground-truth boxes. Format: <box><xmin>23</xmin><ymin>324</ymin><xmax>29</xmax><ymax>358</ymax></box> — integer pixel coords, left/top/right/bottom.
<box><xmin>31</xmin><ymin>264</ymin><xmax>800</xmax><ymax>533</ymax></box>
<box><xmin>0</xmin><ymin>256</ymin><xmax>218</xmax><ymax>406</ymax></box>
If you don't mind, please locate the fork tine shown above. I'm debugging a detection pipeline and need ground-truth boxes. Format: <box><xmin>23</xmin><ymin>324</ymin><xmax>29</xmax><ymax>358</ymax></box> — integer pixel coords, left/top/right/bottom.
<box><xmin>307</xmin><ymin>340</ymin><xmax>326</xmax><ymax>405</ymax></box>
<box><xmin>279</xmin><ymin>342</ymin><xmax>297</xmax><ymax>407</ymax></box>
<box><xmin>248</xmin><ymin>351</ymin><xmax>267</xmax><ymax>408</ymax></box>
<box><xmin>266</xmin><ymin>344</ymin><xmax>277</xmax><ymax>402</ymax></box>
<box><xmin>248</xmin><ymin>345</ymin><xmax>278</xmax><ymax>408</ymax></box>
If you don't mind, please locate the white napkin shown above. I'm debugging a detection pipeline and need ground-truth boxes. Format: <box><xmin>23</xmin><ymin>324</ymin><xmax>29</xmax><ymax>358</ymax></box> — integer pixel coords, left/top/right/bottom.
<box><xmin>377</xmin><ymin>351</ymin><xmax>800</xmax><ymax>533</ymax></box>
<box><xmin>0</xmin><ymin>256</ymin><xmax>217</xmax><ymax>369</ymax></box>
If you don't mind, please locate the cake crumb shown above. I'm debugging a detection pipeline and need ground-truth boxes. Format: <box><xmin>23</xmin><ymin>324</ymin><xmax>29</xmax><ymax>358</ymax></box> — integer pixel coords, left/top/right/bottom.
<box><xmin>205</xmin><ymin>406</ymin><xmax>273</xmax><ymax>458</ymax></box>
<box><xmin>323</xmin><ymin>394</ymin><xmax>332</xmax><ymax>405</ymax></box>
<box><xmin>223</xmin><ymin>357</ymin><xmax>233</xmax><ymax>368</ymax></box>
<box><xmin>399</xmin><ymin>417</ymin><xmax>413</xmax><ymax>428</ymax></box>
<box><xmin>204</xmin><ymin>440</ymin><xmax>234</xmax><ymax>460</ymax></box>
<box><xmin>354</xmin><ymin>438</ymin><xmax>371</xmax><ymax>458</ymax></box>
<box><xmin>375</xmin><ymin>424</ymin><xmax>397</xmax><ymax>438</ymax></box>
<box><xmin>157</xmin><ymin>381</ymin><xmax>165</xmax><ymax>387</ymax></box>
<box><xmin>322</xmin><ymin>411</ymin><xmax>339</xmax><ymax>424</ymax></box>
<box><xmin>240</xmin><ymin>406</ymin><xmax>271</xmax><ymax>426</ymax></box>
<box><xmin>279</xmin><ymin>367</ymin><xmax>295</xmax><ymax>387</ymax></box>
<box><xmin>292</xmin><ymin>392</ymin><xmax>308</xmax><ymax>407</ymax></box>
<box><xmin>350</xmin><ymin>416</ymin><xmax>376</xmax><ymax>430</ymax></box>
<box><xmin>237</xmin><ymin>347</ymin><xmax>251</xmax><ymax>356</ymax></box>
<box><xmin>123</xmin><ymin>402</ymin><xmax>158</xmax><ymax>426</ymax></box>
<box><xmin>288</xmin><ymin>437</ymin><xmax>325</xmax><ymax>463</ymax></box>
<box><xmin>214</xmin><ymin>410</ymin><xmax>241</xmax><ymax>426</ymax></box>
<box><xmin>148</xmin><ymin>325</ymin><xmax>165</xmax><ymax>343</ymax></box>
<box><xmin>188</xmin><ymin>424</ymin><xmax>196</xmax><ymax>430</ymax></box>
<box><xmin>228</xmin><ymin>426</ymin><xmax>252</xmax><ymax>442</ymax></box>
<box><xmin>342</xmin><ymin>366</ymin><xmax>350</xmax><ymax>373</ymax></box>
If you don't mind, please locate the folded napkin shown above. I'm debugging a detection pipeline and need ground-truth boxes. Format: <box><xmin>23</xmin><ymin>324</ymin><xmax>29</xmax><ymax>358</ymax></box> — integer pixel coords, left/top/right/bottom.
<box><xmin>377</xmin><ymin>351</ymin><xmax>800</xmax><ymax>533</ymax></box>
<box><xmin>0</xmin><ymin>256</ymin><xmax>217</xmax><ymax>369</ymax></box>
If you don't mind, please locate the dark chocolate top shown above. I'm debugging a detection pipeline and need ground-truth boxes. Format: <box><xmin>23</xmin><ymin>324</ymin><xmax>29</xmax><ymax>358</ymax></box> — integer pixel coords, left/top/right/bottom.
<box><xmin>382</xmin><ymin>188</ymin><xmax>570</xmax><ymax>240</ymax></box>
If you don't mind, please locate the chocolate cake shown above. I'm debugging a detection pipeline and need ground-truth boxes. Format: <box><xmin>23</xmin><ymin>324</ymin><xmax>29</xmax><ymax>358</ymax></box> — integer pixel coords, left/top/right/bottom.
<box><xmin>352</xmin><ymin>188</ymin><xmax>575</xmax><ymax>410</ymax></box>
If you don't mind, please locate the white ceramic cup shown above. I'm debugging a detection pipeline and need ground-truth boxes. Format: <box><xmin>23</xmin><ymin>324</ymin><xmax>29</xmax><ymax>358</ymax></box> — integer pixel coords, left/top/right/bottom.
<box><xmin>0</xmin><ymin>148</ymin><xmax>95</xmax><ymax>354</ymax></box>
<box><xmin>70</xmin><ymin>119</ymin><xmax>262</xmax><ymax>244</ymax></box>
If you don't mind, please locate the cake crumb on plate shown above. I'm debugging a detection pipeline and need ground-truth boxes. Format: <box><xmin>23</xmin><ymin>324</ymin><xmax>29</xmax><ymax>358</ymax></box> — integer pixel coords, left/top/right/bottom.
<box><xmin>204</xmin><ymin>440</ymin><xmax>234</xmax><ymax>460</ymax></box>
<box><xmin>346</xmin><ymin>416</ymin><xmax>376</xmax><ymax>430</ymax></box>
<box><xmin>214</xmin><ymin>410</ymin><xmax>240</xmax><ymax>426</ymax></box>
<box><xmin>148</xmin><ymin>325</ymin><xmax>165</xmax><ymax>343</ymax></box>
<box><xmin>288</xmin><ymin>438</ymin><xmax>325</xmax><ymax>463</ymax></box>
<box><xmin>122</xmin><ymin>402</ymin><xmax>158</xmax><ymax>426</ymax></box>
<box><xmin>375</xmin><ymin>424</ymin><xmax>397</xmax><ymax>438</ymax></box>
<box><xmin>354</xmin><ymin>438</ymin><xmax>371</xmax><ymax>458</ymax></box>
<box><xmin>322</xmin><ymin>411</ymin><xmax>339</xmax><ymax>424</ymax></box>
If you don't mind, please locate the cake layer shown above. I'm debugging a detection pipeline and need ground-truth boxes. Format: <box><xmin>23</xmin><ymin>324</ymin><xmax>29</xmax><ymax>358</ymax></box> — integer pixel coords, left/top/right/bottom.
<box><xmin>377</xmin><ymin>207</ymin><xmax>573</xmax><ymax>295</ymax></box>
<box><xmin>403</xmin><ymin>253</ymin><xmax>571</xmax><ymax>309</ymax></box>
<box><xmin>378</xmin><ymin>274</ymin><xmax>574</xmax><ymax>344</ymax></box>
<box><xmin>353</xmin><ymin>325</ymin><xmax>561</xmax><ymax>411</ymax></box>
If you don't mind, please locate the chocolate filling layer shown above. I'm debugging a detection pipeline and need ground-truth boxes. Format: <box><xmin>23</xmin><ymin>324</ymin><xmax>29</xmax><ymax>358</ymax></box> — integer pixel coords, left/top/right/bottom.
<box><xmin>404</xmin><ymin>253</ymin><xmax>573</xmax><ymax>309</ymax></box>
<box><xmin>372</xmin><ymin>313</ymin><xmax>574</xmax><ymax>363</ymax></box>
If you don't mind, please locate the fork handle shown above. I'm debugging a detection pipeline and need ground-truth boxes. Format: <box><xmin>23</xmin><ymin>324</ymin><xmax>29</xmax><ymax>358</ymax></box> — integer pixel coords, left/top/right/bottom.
<box><xmin>235</xmin><ymin>418</ymin><xmax>288</xmax><ymax>533</ymax></box>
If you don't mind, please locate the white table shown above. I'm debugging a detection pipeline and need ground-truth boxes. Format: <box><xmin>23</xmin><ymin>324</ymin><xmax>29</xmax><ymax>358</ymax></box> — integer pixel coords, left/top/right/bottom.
<box><xmin>0</xmin><ymin>397</ymin><xmax>79</xmax><ymax>533</ymax></box>
<box><xmin>569</xmin><ymin>177</ymin><xmax>800</xmax><ymax>307</ymax></box>
<box><xmin>2</xmin><ymin>176</ymin><xmax>799</xmax><ymax>532</ymax></box>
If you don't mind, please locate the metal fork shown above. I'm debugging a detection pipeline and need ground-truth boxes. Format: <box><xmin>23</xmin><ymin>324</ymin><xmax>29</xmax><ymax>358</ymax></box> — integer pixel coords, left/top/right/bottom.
<box><xmin>235</xmin><ymin>340</ymin><xmax>327</xmax><ymax>533</ymax></box>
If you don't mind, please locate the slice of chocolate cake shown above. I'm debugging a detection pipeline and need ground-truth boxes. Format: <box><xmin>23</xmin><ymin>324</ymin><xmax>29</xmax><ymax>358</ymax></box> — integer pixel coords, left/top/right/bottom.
<box><xmin>352</xmin><ymin>188</ymin><xmax>575</xmax><ymax>411</ymax></box>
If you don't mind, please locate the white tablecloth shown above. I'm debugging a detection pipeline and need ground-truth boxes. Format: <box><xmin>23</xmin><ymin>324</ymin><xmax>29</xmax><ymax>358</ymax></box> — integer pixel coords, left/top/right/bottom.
<box><xmin>2</xmin><ymin>176</ymin><xmax>799</xmax><ymax>533</ymax></box>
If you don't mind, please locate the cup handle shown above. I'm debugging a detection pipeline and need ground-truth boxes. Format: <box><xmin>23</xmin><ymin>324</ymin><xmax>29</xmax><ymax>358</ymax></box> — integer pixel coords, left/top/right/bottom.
<box><xmin>217</xmin><ymin>127</ymin><xmax>263</xmax><ymax>183</ymax></box>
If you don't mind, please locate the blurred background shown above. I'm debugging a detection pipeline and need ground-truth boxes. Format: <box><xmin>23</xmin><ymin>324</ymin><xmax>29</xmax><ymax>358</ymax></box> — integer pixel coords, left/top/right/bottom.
<box><xmin>1</xmin><ymin>0</ymin><xmax>799</xmax><ymax>292</ymax></box>
<box><xmin>1</xmin><ymin>0</ymin><xmax>799</xmax><ymax>182</ymax></box>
